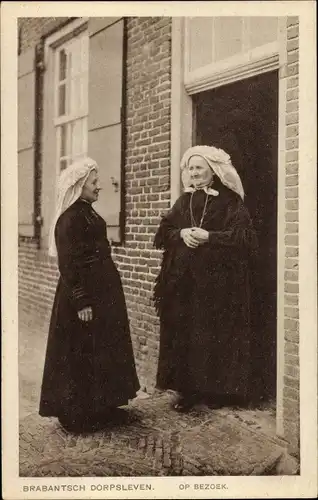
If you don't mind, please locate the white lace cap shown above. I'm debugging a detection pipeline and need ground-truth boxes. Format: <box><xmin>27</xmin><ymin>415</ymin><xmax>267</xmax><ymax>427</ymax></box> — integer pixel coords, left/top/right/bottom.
<box><xmin>48</xmin><ymin>157</ymin><xmax>98</xmax><ymax>257</ymax></box>
<box><xmin>180</xmin><ymin>145</ymin><xmax>245</xmax><ymax>200</ymax></box>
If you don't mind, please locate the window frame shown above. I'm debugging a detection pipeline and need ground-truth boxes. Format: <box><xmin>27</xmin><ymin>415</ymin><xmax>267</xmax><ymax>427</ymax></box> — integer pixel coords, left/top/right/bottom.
<box><xmin>42</xmin><ymin>18</ymin><xmax>88</xmax><ymax>248</ymax></box>
<box><xmin>184</xmin><ymin>17</ymin><xmax>280</xmax><ymax>94</ymax></box>
<box><xmin>52</xmin><ymin>24</ymin><xmax>89</xmax><ymax>173</ymax></box>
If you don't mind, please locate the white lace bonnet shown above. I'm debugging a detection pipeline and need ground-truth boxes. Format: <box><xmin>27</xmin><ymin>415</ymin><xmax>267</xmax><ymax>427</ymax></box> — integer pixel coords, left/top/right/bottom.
<box><xmin>48</xmin><ymin>157</ymin><xmax>98</xmax><ymax>257</ymax></box>
<box><xmin>180</xmin><ymin>145</ymin><xmax>245</xmax><ymax>200</ymax></box>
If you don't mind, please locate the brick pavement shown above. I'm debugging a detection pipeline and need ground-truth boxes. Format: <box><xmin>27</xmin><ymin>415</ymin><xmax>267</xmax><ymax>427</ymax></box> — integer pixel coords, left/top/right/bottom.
<box><xmin>19</xmin><ymin>311</ymin><xmax>299</xmax><ymax>477</ymax></box>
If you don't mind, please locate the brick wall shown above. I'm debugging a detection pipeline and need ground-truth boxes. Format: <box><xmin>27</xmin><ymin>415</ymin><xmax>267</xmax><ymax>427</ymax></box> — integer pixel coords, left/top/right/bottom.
<box><xmin>283</xmin><ymin>16</ymin><xmax>300</xmax><ymax>455</ymax></box>
<box><xmin>18</xmin><ymin>239</ymin><xmax>59</xmax><ymax>325</ymax></box>
<box><xmin>18</xmin><ymin>17</ymin><xmax>172</xmax><ymax>392</ymax></box>
<box><xmin>112</xmin><ymin>17</ymin><xmax>172</xmax><ymax>390</ymax></box>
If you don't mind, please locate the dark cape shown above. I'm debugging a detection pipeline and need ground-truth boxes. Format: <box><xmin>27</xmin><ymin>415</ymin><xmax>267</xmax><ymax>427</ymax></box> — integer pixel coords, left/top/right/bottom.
<box><xmin>153</xmin><ymin>182</ymin><xmax>259</xmax><ymax>401</ymax></box>
<box><xmin>39</xmin><ymin>199</ymin><xmax>140</xmax><ymax>420</ymax></box>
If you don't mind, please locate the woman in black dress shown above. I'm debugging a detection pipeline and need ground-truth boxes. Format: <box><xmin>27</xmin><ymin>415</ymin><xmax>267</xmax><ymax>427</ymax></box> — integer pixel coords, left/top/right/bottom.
<box><xmin>39</xmin><ymin>157</ymin><xmax>140</xmax><ymax>432</ymax></box>
<box><xmin>154</xmin><ymin>146</ymin><xmax>258</xmax><ymax>412</ymax></box>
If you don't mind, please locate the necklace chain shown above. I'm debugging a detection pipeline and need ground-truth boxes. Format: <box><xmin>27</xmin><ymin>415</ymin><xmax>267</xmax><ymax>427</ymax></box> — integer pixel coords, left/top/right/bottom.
<box><xmin>190</xmin><ymin>190</ymin><xmax>209</xmax><ymax>228</ymax></box>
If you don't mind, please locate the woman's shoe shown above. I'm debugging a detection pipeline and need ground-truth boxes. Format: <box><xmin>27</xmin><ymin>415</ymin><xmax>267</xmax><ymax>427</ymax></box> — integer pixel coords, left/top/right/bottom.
<box><xmin>58</xmin><ymin>408</ymin><xmax>130</xmax><ymax>433</ymax></box>
<box><xmin>97</xmin><ymin>407</ymin><xmax>130</xmax><ymax>425</ymax></box>
<box><xmin>58</xmin><ymin>415</ymin><xmax>107</xmax><ymax>433</ymax></box>
<box><xmin>58</xmin><ymin>417</ymin><xmax>86</xmax><ymax>434</ymax></box>
<box><xmin>173</xmin><ymin>396</ymin><xmax>195</xmax><ymax>413</ymax></box>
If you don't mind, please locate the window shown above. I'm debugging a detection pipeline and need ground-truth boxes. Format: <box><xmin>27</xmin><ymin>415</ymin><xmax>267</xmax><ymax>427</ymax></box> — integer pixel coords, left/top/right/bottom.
<box><xmin>42</xmin><ymin>18</ymin><xmax>124</xmax><ymax>247</ymax></box>
<box><xmin>54</xmin><ymin>30</ymin><xmax>88</xmax><ymax>172</ymax></box>
<box><xmin>184</xmin><ymin>17</ymin><xmax>280</xmax><ymax>94</ymax></box>
<box><xmin>187</xmin><ymin>17</ymin><xmax>279</xmax><ymax>73</ymax></box>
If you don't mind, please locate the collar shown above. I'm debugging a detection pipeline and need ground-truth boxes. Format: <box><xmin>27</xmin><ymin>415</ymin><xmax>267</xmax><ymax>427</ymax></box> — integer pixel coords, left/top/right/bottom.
<box><xmin>184</xmin><ymin>186</ymin><xmax>219</xmax><ymax>196</ymax></box>
<box><xmin>78</xmin><ymin>197</ymin><xmax>93</xmax><ymax>206</ymax></box>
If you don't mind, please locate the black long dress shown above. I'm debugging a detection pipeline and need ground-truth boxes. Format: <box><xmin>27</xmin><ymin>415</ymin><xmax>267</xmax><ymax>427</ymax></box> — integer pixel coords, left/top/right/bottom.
<box><xmin>153</xmin><ymin>182</ymin><xmax>259</xmax><ymax>403</ymax></box>
<box><xmin>39</xmin><ymin>199</ymin><xmax>140</xmax><ymax>422</ymax></box>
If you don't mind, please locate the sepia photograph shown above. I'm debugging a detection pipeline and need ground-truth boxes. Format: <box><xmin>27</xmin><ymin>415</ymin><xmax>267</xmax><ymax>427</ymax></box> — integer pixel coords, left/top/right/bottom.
<box><xmin>1</xmin><ymin>1</ymin><xmax>317</xmax><ymax>499</ymax></box>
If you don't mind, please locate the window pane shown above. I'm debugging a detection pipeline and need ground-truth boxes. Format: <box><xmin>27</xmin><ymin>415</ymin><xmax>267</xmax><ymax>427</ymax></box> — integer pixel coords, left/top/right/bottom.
<box><xmin>59</xmin><ymin>49</ymin><xmax>67</xmax><ymax>81</ymax></box>
<box><xmin>70</xmin><ymin>74</ymin><xmax>88</xmax><ymax>116</ymax></box>
<box><xmin>70</xmin><ymin>77</ymin><xmax>79</xmax><ymax>116</ymax></box>
<box><xmin>70</xmin><ymin>38</ymin><xmax>82</xmax><ymax>78</ymax></box>
<box><xmin>58</xmin><ymin>84</ymin><xmax>66</xmax><ymax>116</ymax></box>
<box><xmin>82</xmin><ymin>116</ymin><xmax>88</xmax><ymax>155</ymax></box>
<box><xmin>188</xmin><ymin>17</ymin><xmax>214</xmax><ymax>71</ymax></box>
<box><xmin>68</xmin><ymin>50</ymin><xmax>73</xmax><ymax>79</ymax></box>
<box><xmin>80</xmin><ymin>74</ymin><xmax>88</xmax><ymax>114</ymax></box>
<box><xmin>60</xmin><ymin>124</ymin><xmax>68</xmax><ymax>157</ymax></box>
<box><xmin>214</xmin><ymin>17</ymin><xmax>243</xmax><ymax>62</ymax></box>
<box><xmin>249</xmin><ymin>17</ymin><xmax>279</xmax><ymax>49</ymax></box>
<box><xmin>71</xmin><ymin>119</ymin><xmax>85</xmax><ymax>159</ymax></box>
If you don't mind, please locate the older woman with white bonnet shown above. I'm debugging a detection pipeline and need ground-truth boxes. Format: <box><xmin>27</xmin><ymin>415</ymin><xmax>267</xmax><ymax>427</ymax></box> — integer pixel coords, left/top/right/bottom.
<box><xmin>39</xmin><ymin>157</ymin><xmax>140</xmax><ymax>432</ymax></box>
<box><xmin>153</xmin><ymin>145</ymin><xmax>258</xmax><ymax>412</ymax></box>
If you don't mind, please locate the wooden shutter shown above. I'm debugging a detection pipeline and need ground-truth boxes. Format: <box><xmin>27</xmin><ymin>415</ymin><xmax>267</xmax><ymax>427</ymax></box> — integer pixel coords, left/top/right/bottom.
<box><xmin>88</xmin><ymin>17</ymin><xmax>124</xmax><ymax>243</ymax></box>
<box><xmin>18</xmin><ymin>48</ymin><xmax>36</xmax><ymax>237</ymax></box>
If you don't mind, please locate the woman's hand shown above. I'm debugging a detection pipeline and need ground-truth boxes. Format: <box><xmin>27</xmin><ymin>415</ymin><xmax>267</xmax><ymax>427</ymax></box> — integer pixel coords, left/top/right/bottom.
<box><xmin>78</xmin><ymin>306</ymin><xmax>93</xmax><ymax>322</ymax></box>
<box><xmin>191</xmin><ymin>227</ymin><xmax>209</xmax><ymax>244</ymax></box>
<box><xmin>180</xmin><ymin>228</ymin><xmax>200</xmax><ymax>248</ymax></box>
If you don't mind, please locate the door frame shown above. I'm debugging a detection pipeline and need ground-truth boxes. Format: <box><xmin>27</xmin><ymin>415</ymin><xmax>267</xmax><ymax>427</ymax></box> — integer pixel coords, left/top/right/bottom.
<box><xmin>170</xmin><ymin>16</ymin><xmax>287</xmax><ymax>437</ymax></box>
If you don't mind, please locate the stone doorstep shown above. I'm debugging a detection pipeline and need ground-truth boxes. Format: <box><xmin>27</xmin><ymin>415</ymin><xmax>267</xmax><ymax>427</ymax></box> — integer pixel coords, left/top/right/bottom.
<box><xmin>178</xmin><ymin>419</ymin><xmax>297</xmax><ymax>476</ymax></box>
<box><xmin>217</xmin><ymin>410</ymin><xmax>284</xmax><ymax>445</ymax></box>
<box><xmin>275</xmin><ymin>451</ymin><xmax>299</xmax><ymax>475</ymax></box>
<box><xmin>210</xmin><ymin>415</ymin><xmax>299</xmax><ymax>475</ymax></box>
<box><xmin>217</xmin><ymin>408</ymin><xmax>299</xmax><ymax>473</ymax></box>
<box><xmin>248</xmin><ymin>449</ymin><xmax>298</xmax><ymax>476</ymax></box>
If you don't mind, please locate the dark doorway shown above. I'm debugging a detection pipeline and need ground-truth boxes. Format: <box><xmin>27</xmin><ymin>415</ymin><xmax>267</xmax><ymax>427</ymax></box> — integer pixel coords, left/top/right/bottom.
<box><xmin>193</xmin><ymin>70</ymin><xmax>279</xmax><ymax>402</ymax></box>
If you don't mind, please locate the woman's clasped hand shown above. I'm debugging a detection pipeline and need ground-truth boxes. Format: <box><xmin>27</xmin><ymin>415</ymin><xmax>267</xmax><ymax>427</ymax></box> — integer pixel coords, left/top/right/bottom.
<box><xmin>78</xmin><ymin>306</ymin><xmax>93</xmax><ymax>322</ymax></box>
<box><xmin>180</xmin><ymin>227</ymin><xmax>209</xmax><ymax>248</ymax></box>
